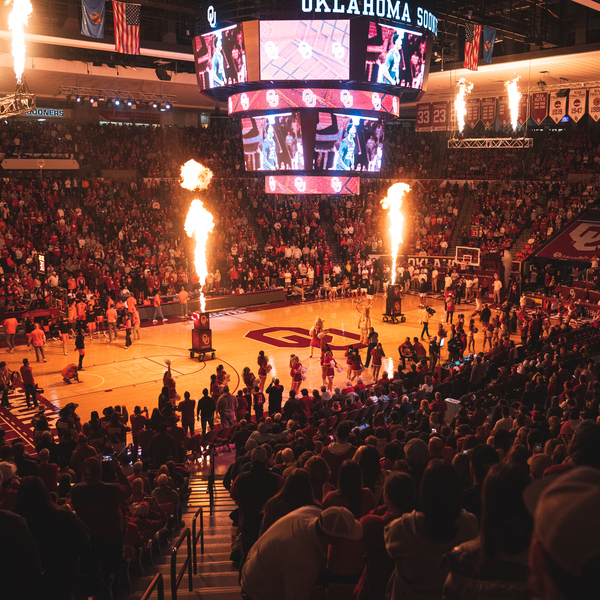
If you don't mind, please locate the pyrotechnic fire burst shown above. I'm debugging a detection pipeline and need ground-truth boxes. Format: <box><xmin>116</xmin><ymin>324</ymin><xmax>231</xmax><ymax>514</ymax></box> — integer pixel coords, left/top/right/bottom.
<box><xmin>181</xmin><ymin>160</ymin><xmax>215</xmax><ymax>312</ymax></box>
<box><xmin>7</xmin><ymin>0</ymin><xmax>33</xmax><ymax>84</ymax></box>
<box><xmin>455</xmin><ymin>78</ymin><xmax>473</xmax><ymax>133</ymax></box>
<box><xmin>505</xmin><ymin>76</ymin><xmax>521</xmax><ymax>130</ymax></box>
<box><xmin>380</xmin><ymin>182</ymin><xmax>410</xmax><ymax>284</ymax></box>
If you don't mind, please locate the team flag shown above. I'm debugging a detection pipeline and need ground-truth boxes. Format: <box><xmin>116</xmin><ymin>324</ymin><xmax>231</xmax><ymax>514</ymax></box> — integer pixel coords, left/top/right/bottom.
<box><xmin>112</xmin><ymin>1</ymin><xmax>140</xmax><ymax>55</ymax></box>
<box><xmin>483</xmin><ymin>26</ymin><xmax>496</xmax><ymax>64</ymax></box>
<box><xmin>81</xmin><ymin>0</ymin><xmax>105</xmax><ymax>38</ymax></box>
<box><xmin>464</xmin><ymin>22</ymin><xmax>482</xmax><ymax>71</ymax></box>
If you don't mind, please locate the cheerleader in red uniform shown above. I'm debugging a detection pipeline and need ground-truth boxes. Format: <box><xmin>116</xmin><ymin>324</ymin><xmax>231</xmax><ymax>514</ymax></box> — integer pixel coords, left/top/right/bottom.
<box><xmin>324</xmin><ymin>350</ymin><xmax>337</xmax><ymax>392</ymax></box>
<box><xmin>257</xmin><ymin>350</ymin><xmax>269</xmax><ymax>392</ymax></box>
<box><xmin>290</xmin><ymin>354</ymin><xmax>303</xmax><ymax>394</ymax></box>
<box><xmin>345</xmin><ymin>345</ymin><xmax>355</xmax><ymax>380</ymax></box>
<box><xmin>309</xmin><ymin>317</ymin><xmax>324</xmax><ymax>358</ymax></box>
<box><xmin>370</xmin><ymin>343</ymin><xmax>385</xmax><ymax>382</ymax></box>
<box><xmin>242</xmin><ymin>367</ymin><xmax>257</xmax><ymax>392</ymax></box>
<box><xmin>216</xmin><ymin>364</ymin><xmax>229</xmax><ymax>386</ymax></box>
<box><xmin>350</xmin><ymin>349</ymin><xmax>363</xmax><ymax>382</ymax></box>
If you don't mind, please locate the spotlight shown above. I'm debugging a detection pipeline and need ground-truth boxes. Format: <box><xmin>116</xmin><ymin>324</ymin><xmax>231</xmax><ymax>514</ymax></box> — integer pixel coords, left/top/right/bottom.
<box><xmin>127</xmin><ymin>100</ymin><xmax>132</xmax><ymax>107</ymax></box>
<box><xmin>152</xmin><ymin>102</ymin><xmax>157</xmax><ymax>108</ymax></box>
<box><xmin>114</xmin><ymin>99</ymin><xmax>120</xmax><ymax>106</ymax></box>
<box><xmin>89</xmin><ymin>97</ymin><xmax>94</xmax><ymax>103</ymax></box>
<box><xmin>76</xmin><ymin>96</ymin><xmax>81</xmax><ymax>102</ymax></box>
<box><xmin>165</xmin><ymin>103</ymin><xmax>171</xmax><ymax>109</ymax></box>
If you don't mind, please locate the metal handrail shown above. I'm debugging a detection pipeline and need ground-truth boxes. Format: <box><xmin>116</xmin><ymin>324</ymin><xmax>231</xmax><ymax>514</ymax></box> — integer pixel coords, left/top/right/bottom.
<box><xmin>170</xmin><ymin>527</ymin><xmax>193</xmax><ymax>600</ymax></box>
<box><xmin>208</xmin><ymin>446</ymin><xmax>216</xmax><ymax>515</ymax></box>
<box><xmin>140</xmin><ymin>573</ymin><xmax>164</xmax><ymax>600</ymax></box>
<box><xmin>191</xmin><ymin>505</ymin><xmax>204</xmax><ymax>574</ymax></box>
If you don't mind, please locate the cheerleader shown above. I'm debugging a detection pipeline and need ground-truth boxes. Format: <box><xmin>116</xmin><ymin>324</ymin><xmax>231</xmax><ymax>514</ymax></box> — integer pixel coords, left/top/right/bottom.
<box><xmin>350</xmin><ymin>348</ymin><xmax>363</xmax><ymax>382</ymax></box>
<box><xmin>467</xmin><ymin>319</ymin><xmax>477</xmax><ymax>353</ymax></box>
<box><xmin>257</xmin><ymin>351</ymin><xmax>269</xmax><ymax>392</ymax></box>
<box><xmin>370</xmin><ymin>343</ymin><xmax>385</xmax><ymax>382</ymax></box>
<box><xmin>323</xmin><ymin>351</ymin><xmax>336</xmax><ymax>392</ymax></box>
<box><xmin>216</xmin><ymin>364</ymin><xmax>230</xmax><ymax>387</ymax></box>
<box><xmin>243</xmin><ymin>366</ymin><xmax>257</xmax><ymax>392</ymax></box>
<box><xmin>320</xmin><ymin>340</ymin><xmax>331</xmax><ymax>386</ymax></box>
<box><xmin>290</xmin><ymin>354</ymin><xmax>303</xmax><ymax>394</ymax></box>
<box><xmin>59</xmin><ymin>315</ymin><xmax>70</xmax><ymax>356</ymax></box>
<box><xmin>345</xmin><ymin>344</ymin><xmax>355</xmax><ymax>379</ymax></box>
<box><xmin>309</xmin><ymin>317</ymin><xmax>324</xmax><ymax>358</ymax></box>
<box><xmin>163</xmin><ymin>361</ymin><xmax>177</xmax><ymax>404</ymax></box>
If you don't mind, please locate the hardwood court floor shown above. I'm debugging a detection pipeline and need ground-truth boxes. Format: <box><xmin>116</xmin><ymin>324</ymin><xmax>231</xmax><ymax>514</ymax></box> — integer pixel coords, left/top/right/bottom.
<box><xmin>4</xmin><ymin>292</ymin><xmax>510</xmax><ymax>425</ymax></box>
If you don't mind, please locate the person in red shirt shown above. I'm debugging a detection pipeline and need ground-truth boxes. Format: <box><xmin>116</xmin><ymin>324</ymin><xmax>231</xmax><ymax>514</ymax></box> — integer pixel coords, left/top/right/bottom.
<box><xmin>31</xmin><ymin>322</ymin><xmax>47</xmax><ymax>363</ymax></box>
<box><xmin>106</xmin><ymin>305</ymin><xmax>118</xmax><ymax>343</ymax></box>
<box><xmin>20</xmin><ymin>358</ymin><xmax>38</xmax><ymax>408</ymax></box>
<box><xmin>430</xmin><ymin>391</ymin><xmax>447</xmax><ymax>419</ymax></box>
<box><xmin>153</xmin><ymin>292</ymin><xmax>166</xmax><ymax>323</ymax></box>
<box><xmin>3</xmin><ymin>316</ymin><xmax>18</xmax><ymax>353</ymax></box>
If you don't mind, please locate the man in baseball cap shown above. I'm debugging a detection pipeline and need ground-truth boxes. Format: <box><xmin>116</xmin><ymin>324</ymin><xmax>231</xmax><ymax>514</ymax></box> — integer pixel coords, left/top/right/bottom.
<box><xmin>241</xmin><ymin>506</ymin><xmax>362</xmax><ymax>600</ymax></box>
<box><xmin>526</xmin><ymin>466</ymin><xmax>600</xmax><ymax>600</ymax></box>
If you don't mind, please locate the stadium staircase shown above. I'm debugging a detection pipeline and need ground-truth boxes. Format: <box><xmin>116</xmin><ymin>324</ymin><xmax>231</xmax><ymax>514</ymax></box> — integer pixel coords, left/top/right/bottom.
<box><xmin>322</xmin><ymin>220</ymin><xmax>343</xmax><ymax>265</ymax></box>
<box><xmin>432</xmin><ymin>136</ymin><xmax>447</xmax><ymax>179</ymax></box>
<box><xmin>448</xmin><ymin>186</ymin><xmax>476</xmax><ymax>257</ymax></box>
<box><xmin>130</xmin><ymin>463</ymin><xmax>240</xmax><ymax>600</ymax></box>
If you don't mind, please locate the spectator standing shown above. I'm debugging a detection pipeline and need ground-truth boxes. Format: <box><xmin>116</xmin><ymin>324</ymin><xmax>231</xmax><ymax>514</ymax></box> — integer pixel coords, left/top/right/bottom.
<box><xmin>217</xmin><ymin>386</ymin><xmax>238</xmax><ymax>427</ymax></box>
<box><xmin>20</xmin><ymin>358</ymin><xmax>38</xmax><ymax>409</ymax></box>
<box><xmin>106</xmin><ymin>305</ymin><xmax>118</xmax><ymax>343</ymax></box>
<box><xmin>147</xmin><ymin>422</ymin><xmax>178</xmax><ymax>469</ymax></box>
<box><xmin>0</xmin><ymin>361</ymin><xmax>12</xmax><ymax>407</ymax></box>
<box><xmin>178</xmin><ymin>287</ymin><xmax>189</xmax><ymax>318</ymax></box>
<box><xmin>266</xmin><ymin>378</ymin><xmax>283</xmax><ymax>416</ymax></box>
<box><xmin>178</xmin><ymin>391</ymin><xmax>196</xmax><ymax>436</ymax></box>
<box><xmin>197</xmin><ymin>388</ymin><xmax>216</xmax><ymax>434</ymax></box>
<box><xmin>130</xmin><ymin>406</ymin><xmax>148</xmax><ymax>459</ymax></box>
<box><xmin>153</xmin><ymin>292</ymin><xmax>167</xmax><ymax>323</ymax></box>
<box><xmin>3</xmin><ymin>316</ymin><xmax>18</xmax><ymax>353</ymax></box>
<box><xmin>31</xmin><ymin>323</ymin><xmax>47</xmax><ymax>363</ymax></box>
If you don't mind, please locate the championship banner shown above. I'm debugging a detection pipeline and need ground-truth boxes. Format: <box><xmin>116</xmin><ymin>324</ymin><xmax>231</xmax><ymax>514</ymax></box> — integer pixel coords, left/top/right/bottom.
<box><xmin>431</xmin><ymin>101</ymin><xmax>449</xmax><ymax>131</ymax></box>
<box><xmin>549</xmin><ymin>92</ymin><xmax>567</xmax><ymax>124</ymax></box>
<box><xmin>498</xmin><ymin>97</ymin><xmax>510</xmax><ymax>126</ymax></box>
<box><xmin>568</xmin><ymin>89</ymin><xmax>586</xmax><ymax>123</ymax></box>
<box><xmin>589</xmin><ymin>88</ymin><xmax>600</xmax><ymax>122</ymax></box>
<box><xmin>481</xmin><ymin>97</ymin><xmax>496</xmax><ymax>127</ymax></box>
<box><xmin>466</xmin><ymin>98</ymin><xmax>480</xmax><ymax>128</ymax></box>
<box><xmin>536</xmin><ymin>216</ymin><xmax>600</xmax><ymax>262</ymax></box>
<box><xmin>415</xmin><ymin>103</ymin><xmax>431</xmax><ymax>132</ymax></box>
<box><xmin>530</xmin><ymin>92</ymin><xmax>548</xmax><ymax>125</ymax></box>
<box><xmin>517</xmin><ymin>95</ymin><xmax>528</xmax><ymax>126</ymax></box>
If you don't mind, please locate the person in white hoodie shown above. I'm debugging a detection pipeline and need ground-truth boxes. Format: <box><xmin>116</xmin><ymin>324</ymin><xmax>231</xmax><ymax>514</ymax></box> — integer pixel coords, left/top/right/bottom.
<box><xmin>385</xmin><ymin>459</ymin><xmax>478</xmax><ymax>600</ymax></box>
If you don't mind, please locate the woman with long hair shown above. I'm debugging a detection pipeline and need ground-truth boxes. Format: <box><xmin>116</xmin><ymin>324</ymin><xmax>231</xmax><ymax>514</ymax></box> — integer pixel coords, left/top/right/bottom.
<box><xmin>324</xmin><ymin>350</ymin><xmax>337</xmax><ymax>393</ymax></box>
<box><xmin>467</xmin><ymin>318</ymin><xmax>477</xmax><ymax>353</ymax></box>
<box><xmin>260</xmin><ymin>468</ymin><xmax>316</xmax><ymax>533</ymax></box>
<box><xmin>289</xmin><ymin>354</ymin><xmax>303</xmax><ymax>394</ymax></box>
<box><xmin>385</xmin><ymin>460</ymin><xmax>478</xmax><ymax>600</ymax></box>
<box><xmin>355</xmin><ymin>444</ymin><xmax>386</xmax><ymax>505</ymax></box>
<box><xmin>345</xmin><ymin>344</ymin><xmax>355</xmax><ymax>379</ymax></box>
<box><xmin>370</xmin><ymin>342</ymin><xmax>385</xmax><ymax>382</ymax></box>
<box><xmin>257</xmin><ymin>350</ymin><xmax>269</xmax><ymax>392</ymax></box>
<box><xmin>350</xmin><ymin>348</ymin><xmax>363</xmax><ymax>382</ymax></box>
<box><xmin>15</xmin><ymin>476</ymin><xmax>90</xmax><ymax>600</ymax></box>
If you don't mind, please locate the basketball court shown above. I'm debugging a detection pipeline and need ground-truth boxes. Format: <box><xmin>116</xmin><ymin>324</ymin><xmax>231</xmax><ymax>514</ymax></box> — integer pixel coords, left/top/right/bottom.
<box><xmin>0</xmin><ymin>290</ymin><xmax>508</xmax><ymax>449</ymax></box>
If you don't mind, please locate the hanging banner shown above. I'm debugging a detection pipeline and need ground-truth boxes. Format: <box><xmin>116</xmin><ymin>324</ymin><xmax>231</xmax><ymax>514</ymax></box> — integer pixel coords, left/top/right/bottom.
<box><xmin>568</xmin><ymin>89</ymin><xmax>586</xmax><ymax>123</ymax></box>
<box><xmin>466</xmin><ymin>98</ymin><xmax>480</xmax><ymax>128</ymax></box>
<box><xmin>530</xmin><ymin>92</ymin><xmax>548</xmax><ymax>125</ymax></box>
<box><xmin>431</xmin><ymin>101</ymin><xmax>449</xmax><ymax>131</ymax></box>
<box><xmin>481</xmin><ymin>97</ymin><xmax>496</xmax><ymax>127</ymax></box>
<box><xmin>498</xmin><ymin>96</ymin><xmax>510</xmax><ymax>126</ymax></box>
<box><xmin>549</xmin><ymin>92</ymin><xmax>567</xmax><ymax>124</ymax></box>
<box><xmin>589</xmin><ymin>88</ymin><xmax>600</xmax><ymax>122</ymax></box>
<box><xmin>415</xmin><ymin>103</ymin><xmax>432</xmax><ymax>132</ymax></box>
<box><xmin>517</xmin><ymin>95</ymin><xmax>529</xmax><ymax>126</ymax></box>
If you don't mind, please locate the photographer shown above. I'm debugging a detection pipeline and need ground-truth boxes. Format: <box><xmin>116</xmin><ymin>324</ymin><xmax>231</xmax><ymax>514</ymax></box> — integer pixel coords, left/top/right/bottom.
<box><xmin>419</xmin><ymin>305</ymin><xmax>435</xmax><ymax>340</ymax></box>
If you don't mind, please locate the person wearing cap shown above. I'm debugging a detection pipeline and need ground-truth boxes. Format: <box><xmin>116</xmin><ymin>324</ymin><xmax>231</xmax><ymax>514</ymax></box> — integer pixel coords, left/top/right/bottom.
<box><xmin>385</xmin><ymin>460</ymin><xmax>478</xmax><ymax>600</ymax></box>
<box><xmin>230</xmin><ymin>445</ymin><xmax>282</xmax><ymax>568</ymax></box>
<box><xmin>241</xmin><ymin>505</ymin><xmax>362</xmax><ymax>600</ymax></box>
<box><xmin>20</xmin><ymin>358</ymin><xmax>38</xmax><ymax>409</ymax></box>
<box><xmin>527</xmin><ymin>466</ymin><xmax>600</xmax><ymax>600</ymax></box>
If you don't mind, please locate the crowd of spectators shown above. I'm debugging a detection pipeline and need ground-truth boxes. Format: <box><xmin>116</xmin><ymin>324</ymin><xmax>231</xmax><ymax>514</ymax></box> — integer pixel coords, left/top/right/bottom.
<box><xmin>442</xmin><ymin>148</ymin><xmax>525</xmax><ymax>180</ymax></box>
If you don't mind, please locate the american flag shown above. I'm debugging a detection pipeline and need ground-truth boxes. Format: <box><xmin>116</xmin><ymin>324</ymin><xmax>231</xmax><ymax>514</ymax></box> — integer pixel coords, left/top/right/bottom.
<box><xmin>113</xmin><ymin>1</ymin><xmax>140</xmax><ymax>55</ymax></box>
<box><xmin>463</xmin><ymin>22</ymin><xmax>482</xmax><ymax>71</ymax></box>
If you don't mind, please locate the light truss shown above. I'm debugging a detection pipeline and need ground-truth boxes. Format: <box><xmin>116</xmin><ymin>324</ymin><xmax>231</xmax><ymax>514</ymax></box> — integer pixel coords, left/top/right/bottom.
<box><xmin>527</xmin><ymin>80</ymin><xmax>600</xmax><ymax>93</ymax></box>
<box><xmin>0</xmin><ymin>83</ymin><xmax>36</xmax><ymax>118</ymax></box>
<box><xmin>58</xmin><ymin>86</ymin><xmax>175</xmax><ymax>105</ymax></box>
<box><xmin>448</xmin><ymin>138</ymin><xmax>534</xmax><ymax>149</ymax></box>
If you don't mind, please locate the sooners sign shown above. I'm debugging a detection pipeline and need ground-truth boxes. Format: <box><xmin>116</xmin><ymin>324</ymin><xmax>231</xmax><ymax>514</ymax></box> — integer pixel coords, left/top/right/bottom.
<box><xmin>549</xmin><ymin>92</ymin><xmax>567</xmax><ymax>124</ymax></box>
<box><xmin>530</xmin><ymin>92</ymin><xmax>548</xmax><ymax>125</ymax></box>
<box><xmin>536</xmin><ymin>219</ymin><xmax>600</xmax><ymax>262</ymax></box>
<box><xmin>589</xmin><ymin>88</ymin><xmax>600</xmax><ymax>122</ymax></box>
<box><xmin>568</xmin><ymin>89</ymin><xmax>586</xmax><ymax>123</ymax></box>
<box><xmin>415</xmin><ymin>103</ymin><xmax>431</xmax><ymax>132</ymax></box>
<box><xmin>481</xmin><ymin>97</ymin><xmax>496</xmax><ymax>127</ymax></box>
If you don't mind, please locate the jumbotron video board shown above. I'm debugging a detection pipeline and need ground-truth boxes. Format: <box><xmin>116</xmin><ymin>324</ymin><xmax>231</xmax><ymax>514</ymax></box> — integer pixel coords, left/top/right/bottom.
<box><xmin>194</xmin><ymin>1</ymin><xmax>437</xmax><ymax>192</ymax></box>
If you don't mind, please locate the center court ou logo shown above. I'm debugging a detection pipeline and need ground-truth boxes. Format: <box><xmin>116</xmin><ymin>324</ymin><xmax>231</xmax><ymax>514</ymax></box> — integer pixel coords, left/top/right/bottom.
<box><xmin>245</xmin><ymin>327</ymin><xmax>362</xmax><ymax>350</ymax></box>
<box><xmin>266</xmin><ymin>89</ymin><xmax>279</xmax><ymax>108</ymax></box>
<box><xmin>207</xmin><ymin>5</ymin><xmax>217</xmax><ymax>28</ymax></box>
<box><xmin>302</xmin><ymin>89</ymin><xmax>316</xmax><ymax>107</ymax></box>
<box><xmin>340</xmin><ymin>89</ymin><xmax>353</xmax><ymax>109</ymax></box>
<box><xmin>569</xmin><ymin>223</ymin><xmax>600</xmax><ymax>251</ymax></box>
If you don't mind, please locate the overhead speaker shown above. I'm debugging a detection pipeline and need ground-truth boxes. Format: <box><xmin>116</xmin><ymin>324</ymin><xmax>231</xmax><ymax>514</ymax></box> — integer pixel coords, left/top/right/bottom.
<box><xmin>155</xmin><ymin>67</ymin><xmax>171</xmax><ymax>81</ymax></box>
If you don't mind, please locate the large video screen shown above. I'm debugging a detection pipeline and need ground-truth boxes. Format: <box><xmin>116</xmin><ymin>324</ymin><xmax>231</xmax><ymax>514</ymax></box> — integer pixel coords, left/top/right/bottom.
<box><xmin>313</xmin><ymin>113</ymin><xmax>385</xmax><ymax>173</ymax></box>
<box><xmin>260</xmin><ymin>20</ymin><xmax>349</xmax><ymax>81</ymax></box>
<box><xmin>193</xmin><ymin>24</ymin><xmax>247</xmax><ymax>90</ymax></box>
<box><xmin>242</xmin><ymin>113</ymin><xmax>304</xmax><ymax>171</ymax></box>
<box><xmin>364</xmin><ymin>22</ymin><xmax>427</xmax><ymax>89</ymax></box>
